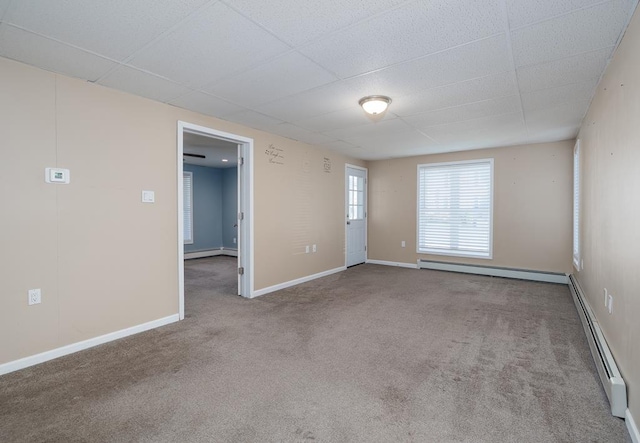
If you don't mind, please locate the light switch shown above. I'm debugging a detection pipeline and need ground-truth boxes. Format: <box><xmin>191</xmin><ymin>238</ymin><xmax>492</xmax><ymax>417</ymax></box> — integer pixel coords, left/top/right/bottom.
<box><xmin>142</xmin><ymin>190</ymin><xmax>155</xmax><ymax>203</ymax></box>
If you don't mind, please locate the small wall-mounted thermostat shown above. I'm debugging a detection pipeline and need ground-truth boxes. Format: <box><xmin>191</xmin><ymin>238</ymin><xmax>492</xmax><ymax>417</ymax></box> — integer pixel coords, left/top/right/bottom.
<box><xmin>45</xmin><ymin>168</ymin><xmax>70</xmax><ymax>184</ymax></box>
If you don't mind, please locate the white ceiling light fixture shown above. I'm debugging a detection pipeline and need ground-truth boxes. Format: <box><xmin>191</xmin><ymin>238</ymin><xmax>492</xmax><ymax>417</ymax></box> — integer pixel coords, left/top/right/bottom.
<box><xmin>359</xmin><ymin>95</ymin><xmax>392</xmax><ymax>115</ymax></box>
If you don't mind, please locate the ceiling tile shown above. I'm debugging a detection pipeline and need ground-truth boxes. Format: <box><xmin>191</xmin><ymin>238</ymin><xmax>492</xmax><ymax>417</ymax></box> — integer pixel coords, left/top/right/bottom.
<box><xmin>392</xmin><ymin>71</ymin><xmax>518</xmax><ymax>117</ymax></box>
<box><xmin>525</xmin><ymin>100</ymin><xmax>590</xmax><ymax>139</ymax></box>
<box><xmin>0</xmin><ymin>25</ymin><xmax>117</xmax><ymax>81</ymax></box>
<box><xmin>223</xmin><ymin>110</ymin><xmax>284</xmax><ymax>131</ymax></box>
<box><xmin>316</xmin><ymin>140</ymin><xmax>359</xmax><ymax>151</ymax></box>
<box><xmin>422</xmin><ymin>112</ymin><xmax>526</xmax><ymax>147</ymax></box>
<box><xmin>293</xmin><ymin>106</ymin><xmax>369</xmax><ymax>132</ymax></box>
<box><xmin>205</xmin><ymin>52</ymin><xmax>337</xmax><ymax>107</ymax></box>
<box><xmin>506</xmin><ymin>0</ymin><xmax>603</xmax><ymax>29</ymax></box>
<box><xmin>268</xmin><ymin>123</ymin><xmax>337</xmax><ymax>145</ymax></box>
<box><xmin>405</xmin><ymin>96</ymin><xmax>522</xmax><ymax>129</ymax></box>
<box><xmin>130</xmin><ymin>2</ymin><xmax>290</xmax><ymax>88</ymax></box>
<box><xmin>98</xmin><ymin>66</ymin><xmax>191</xmax><ymax>103</ymax></box>
<box><xmin>521</xmin><ymin>81</ymin><xmax>596</xmax><ymax>113</ymax></box>
<box><xmin>324</xmin><ymin>116</ymin><xmax>412</xmax><ymax>140</ymax></box>
<box><xmin>169</xmin><ymin>90</ymin><xmax>244</xmax><ymax>117</ymax></box>
<box><xmin>228</xmin><ymin>0</ymin><xmax>406</xmax><ymax>47</ymax></box>
<box><xmin>511</xmin><ymin>0</ymin><xmax>633</xmax><ymax>67</ymax></box>
<box><xmin>4</xmin><ymin>0</ymin><xmax>210</xmax><ymax>61</ymax></box>
<box><xmin>517</xmin><ymin>47</ymin><xmax>613</xmax><ymax>93</ymax></box>
<box><xmin>343</xmin><ymin>35</ymin><xmax>513</xmax><ymax>100</ymax></box>
<box><xmin>255</xmin><ymin>81</ymin><xmax>357</xmax><ymax>122</ymax></box>
<box><xmin>346</xmin><ymin>130</ymin><xmax>438</xmax><ymax>159</ymax></box>
<box><xmin>300</xmin><ymin>0</ymin><xmax>505</xmax><ymax>78</ymax></box>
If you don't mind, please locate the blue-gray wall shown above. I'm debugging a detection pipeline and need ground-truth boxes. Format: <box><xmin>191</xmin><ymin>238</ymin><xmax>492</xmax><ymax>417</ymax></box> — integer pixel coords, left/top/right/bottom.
<box><xmin>184</xmin><ymin>164</ymin><xmax>237</xmax><ymax>253</ymax></box>
<box><xmin>222</xmin><ymin>168</ymin><xmax>238</xmax><ymax>249</ymax></box>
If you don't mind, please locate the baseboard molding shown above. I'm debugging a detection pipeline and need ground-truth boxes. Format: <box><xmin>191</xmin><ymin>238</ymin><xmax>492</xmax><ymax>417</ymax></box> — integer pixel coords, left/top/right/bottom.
<box><xmin>252</xmin><ymin>266</ymin><xmax>346</xmax><ymax>298</ymax></box>
<box><xmin>185</xmin><ymin>248</ymin><xmax>237</xmax><ymax>259</ymax></box>
<box><xmin>0</xmin><ymin>314</ymin><xmax>179</xmax><ymax>376</ymax></box>
<box><xmin>628</xmin><ymin>409</ymin><xmax>640</xmax><ymax>443</ymax></box>
<box><xmin>418</xmin><ymin>259</ymin><xmax>569</xmax><ymax>284</ymax></box>
<box><xmin>366</xmin><ymin>259</ymin><xmax>418</xmax><ymax>269</ymax></box>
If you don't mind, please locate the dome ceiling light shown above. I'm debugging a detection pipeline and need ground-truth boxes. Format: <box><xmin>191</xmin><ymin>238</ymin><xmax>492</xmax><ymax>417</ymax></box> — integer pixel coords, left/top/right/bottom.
<box><xmin>359</xmin><ymin>95</ymin><xmax>392</xmax><ymax>115</ymax></box>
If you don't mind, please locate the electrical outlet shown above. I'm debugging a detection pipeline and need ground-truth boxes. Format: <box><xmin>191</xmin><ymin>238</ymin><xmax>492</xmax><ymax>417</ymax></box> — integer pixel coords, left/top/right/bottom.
<box><xmin>607</xmin><ymin>294</ymin><xmax>613</xmax><ymax>314</ymax></box>
<box><xmin>401</xmin><ymin>241</ymin><xmax>406</xmax><ymax>248</ymax></box>
<box><xmin>312</xmin><ymin>244</ymin><xmax>317</xmax><ymax>253</ymax></box>
<box><xmin>604</xmin><ymin>288</ymin><xmax>608</xmax><ymax>306</ymax></box>
<box><xmin>305</xmin><ymin>245</ymin><xmax>310</xmax><ymax>254</ymax></box>
<box><xmin>28</xmin><ymin>289</ymin><xmax>41</xmax><ymax>305</ymax></box>
<box><xmin>233</xmin><ymin>237</ymin><xmax>236</xmax><ymax>244</ymax></box>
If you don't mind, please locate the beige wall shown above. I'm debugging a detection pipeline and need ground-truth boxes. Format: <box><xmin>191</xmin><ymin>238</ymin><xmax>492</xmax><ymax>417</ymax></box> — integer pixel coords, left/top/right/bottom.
<box><xmin>0</xmin><ymin>56</ymin><xmax>363</xmax><ymax>365</ymax></box>
<box><xmin>575</xmin><ymin>6</ymin><xmax>640</xmax><ymax>423</ymax></box>
<box><xmin>368</xmin><ymin>141</ymin><xmax>574</xmax><ymax>273</ymax></box>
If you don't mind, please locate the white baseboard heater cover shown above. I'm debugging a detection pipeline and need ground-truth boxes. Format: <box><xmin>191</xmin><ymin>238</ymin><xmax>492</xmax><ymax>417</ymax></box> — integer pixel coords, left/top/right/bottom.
<box><xmin>418</xmin><ymin>259</ymin><xmax>568</xmax><ymax>284</ymax></box>
<box><xmin>568</xmin><ymin>275</ymin><xmax>627</xmax><ymax>418</ymax></box>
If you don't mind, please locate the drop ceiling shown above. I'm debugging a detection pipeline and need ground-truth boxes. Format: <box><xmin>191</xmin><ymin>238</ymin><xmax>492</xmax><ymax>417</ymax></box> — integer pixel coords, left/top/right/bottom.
<box><xmin>183</xmin><ymin>132</ymin><xmax>238</xmax><ymax>168</ymax></box>
<box><xmin>0</xmin><ymin>0</ymin><xmax>636</xmax><ymax>160</ymax></box>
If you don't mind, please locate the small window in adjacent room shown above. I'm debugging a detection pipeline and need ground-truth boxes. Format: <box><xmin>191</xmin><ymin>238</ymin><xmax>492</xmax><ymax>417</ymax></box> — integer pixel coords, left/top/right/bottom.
<box><xmin>183</xmin><ymin>171</ymin><xmax>193</xmax><ymax>244</ymax></box>
<box><xmin>417</xmin><ymin>159</ymin><xmax>493</xmax><ymax>259</ymax></box>
<box><xmin>573</xmin><ymin>140</ymin><xmax>581</xmax><ymax>270</ymax></box>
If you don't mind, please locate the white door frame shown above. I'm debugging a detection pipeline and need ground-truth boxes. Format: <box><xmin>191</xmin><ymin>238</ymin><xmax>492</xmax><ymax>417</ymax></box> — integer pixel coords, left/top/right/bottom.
<box><xmin>177</xmin><ymin>121</ymin><xmax>254</xmax><ymax>320</ymax></box>
<box><xmin>345</xmin><ymin>164</ymin><xmax>368</xmax><ymax>268</ymax></box>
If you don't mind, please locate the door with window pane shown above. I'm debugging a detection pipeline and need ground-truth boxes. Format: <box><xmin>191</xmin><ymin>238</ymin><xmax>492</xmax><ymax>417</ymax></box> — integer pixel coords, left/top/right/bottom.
<box><xmin>346</xmin><ymin>166</ymin><xmax>367</xmax><ymax>267</ymax></box>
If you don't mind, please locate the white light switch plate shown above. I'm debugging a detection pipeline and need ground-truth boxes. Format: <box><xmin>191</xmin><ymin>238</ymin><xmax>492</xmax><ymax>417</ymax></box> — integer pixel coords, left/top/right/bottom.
<box><xmin>45</xmin><ymin>168</ymin><xmax>70</xmax><ymax>184</ymax></box>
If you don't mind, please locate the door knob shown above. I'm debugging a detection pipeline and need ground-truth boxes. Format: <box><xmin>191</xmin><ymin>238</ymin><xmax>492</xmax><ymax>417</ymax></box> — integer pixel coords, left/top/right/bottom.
<box><xmin>347</xmin><ymin>221</ymin><xmax>351</xmax><ymax>225</ymax></box>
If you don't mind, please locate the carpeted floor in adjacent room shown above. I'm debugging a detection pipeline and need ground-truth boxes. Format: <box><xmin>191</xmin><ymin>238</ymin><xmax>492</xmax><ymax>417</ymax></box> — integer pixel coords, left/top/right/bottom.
<box><xmin>0</xmin><ymin>257</ymin><xmax>630</xmax><ymax>442</ymax></box>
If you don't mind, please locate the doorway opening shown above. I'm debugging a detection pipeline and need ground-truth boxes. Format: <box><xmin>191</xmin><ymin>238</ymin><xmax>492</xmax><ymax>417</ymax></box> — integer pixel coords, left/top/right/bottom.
<box><xmin>345</xmin><ymin>164</ymin><xmax>368</xmax><ymax>267</ymax></box>
<box><xmin>177</xmin><ymin>121</ymin><xmax>253</xmax><ymax>320</ymax></box>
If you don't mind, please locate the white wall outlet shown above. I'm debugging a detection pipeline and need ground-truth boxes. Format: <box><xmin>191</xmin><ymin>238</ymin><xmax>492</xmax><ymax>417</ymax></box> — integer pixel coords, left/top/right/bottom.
<box><xmin>604</xmin><ymin>288</ymin><xmax>608</xmax><ymax>306</ymax></box>
<box><xmin>607</xmin><ymin>294</ymin><xmax>613</xmax><ymax>314</ymax></box>
<box><xmin>312</xmin><ymin>244</ymin><xmax>317</xmax><ymax>253</ymax></box>
<box><xmin>28</xmin><ymin>289</ymin><xmax>41</xmax><ymax>305</ymax></box>
<box><xmin>141</xmin><ymin>190</ymin><xmax>155</xmax><ymax>203</ymax></box>
<box><xmin>233</xmin><ymin>237</ymin><xmax>236</xmax><ymax>244</ymax></box>
<box><xmin>305</xmin><ymin>245</ymin><xmax>310</xmax><ymax>254</ymax></box>
<box><xmin>401</xmin><ymin>241</ymin><xmax>406</xmax><ymax>248</ymax></box>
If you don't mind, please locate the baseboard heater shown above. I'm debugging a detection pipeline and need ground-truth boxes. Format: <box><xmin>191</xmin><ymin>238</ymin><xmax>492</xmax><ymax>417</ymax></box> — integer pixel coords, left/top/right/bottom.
<box><xmin>417</xmin><ymin>259</ymin><xmax>568</xmax><ymax>284</ymax></box>
<box><xmin>568</xmin><ymin>275</ymin><xmax>626</xmax><ymax>418</ymax></box>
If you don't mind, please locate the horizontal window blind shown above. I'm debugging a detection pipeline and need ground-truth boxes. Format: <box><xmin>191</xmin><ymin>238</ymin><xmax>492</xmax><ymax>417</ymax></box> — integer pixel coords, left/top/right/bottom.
<box><xmin>418</xmin><ymin>159</ymin><xmax>493</xmax><ymax>258</ymax></box>
<box><xmin>183</xmin><ymin>171</ymin><xmax>193</xmax><ymax>244</ymax></box>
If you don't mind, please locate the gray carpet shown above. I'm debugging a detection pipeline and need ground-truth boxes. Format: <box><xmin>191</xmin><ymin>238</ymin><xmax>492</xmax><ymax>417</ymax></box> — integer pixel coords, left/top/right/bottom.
<box><xmin>0</xmin><ymin>258</ymin><xmax>630</xmax><ymax>442</ymax></box>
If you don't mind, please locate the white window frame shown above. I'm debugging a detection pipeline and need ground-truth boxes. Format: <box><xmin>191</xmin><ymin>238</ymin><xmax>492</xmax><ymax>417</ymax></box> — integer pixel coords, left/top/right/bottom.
<box><xmin>183</xmin><ymin>171</ymin><xmax>194</xmax><ymax>245</ymax></box>
<box><xmin>417</xmin><ymin>158</ymin><xmax>494</xmax><ymax>259</ymax></box>
<box><xmin>573</xmin><ymin>140</ymin><xmax>581</xmax><ymax>271</ymax></box>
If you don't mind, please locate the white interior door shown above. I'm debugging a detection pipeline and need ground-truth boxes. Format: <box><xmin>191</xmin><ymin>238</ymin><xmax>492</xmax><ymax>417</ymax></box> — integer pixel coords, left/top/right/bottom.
<box><xmin>346</xmin><ymin>166</ymin><xmax>367</xmax><ymax>267</ymax></box>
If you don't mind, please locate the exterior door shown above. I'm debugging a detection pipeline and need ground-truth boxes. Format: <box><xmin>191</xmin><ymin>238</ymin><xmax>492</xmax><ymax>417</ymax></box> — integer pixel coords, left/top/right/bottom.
<box><xmin>346</xmin><ymin>166</ymin><xmax>367</xmax><ymax>267</ymax></box>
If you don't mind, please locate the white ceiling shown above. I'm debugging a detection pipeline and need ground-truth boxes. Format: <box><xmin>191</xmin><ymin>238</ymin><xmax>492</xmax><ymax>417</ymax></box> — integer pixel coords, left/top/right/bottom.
<box><xmin>183</xmin><ymin>132</ymin><xmax>238</xmax><ymax>168</ymax></box>
<box><xmin>0</xmin><ymin>0</ymin><xmax>637</xmax><ymax>160</ymax></box>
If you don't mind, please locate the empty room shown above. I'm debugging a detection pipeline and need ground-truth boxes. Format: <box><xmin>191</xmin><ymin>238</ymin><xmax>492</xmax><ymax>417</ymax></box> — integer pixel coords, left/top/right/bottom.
<box><xmin>0</xmin><ymin>1</ymin><xmax>639</xmax><ymax>442</ymax></box>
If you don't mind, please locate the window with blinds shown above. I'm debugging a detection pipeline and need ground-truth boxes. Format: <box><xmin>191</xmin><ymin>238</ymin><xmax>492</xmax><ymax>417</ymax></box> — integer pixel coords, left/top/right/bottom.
<box><xmin>417</xmin><ymin>159</ymin><xmax>493</xmax><ymax>258</ymax></box>
<box><xmin>573</xmin><ymin>141</ymin><xmax>580</xmax><ymax>269</ymax></box>
<box><xmin>183</xmin><ymin>171</ymin><xmax>194</xmax><ymax>244</ymax></box>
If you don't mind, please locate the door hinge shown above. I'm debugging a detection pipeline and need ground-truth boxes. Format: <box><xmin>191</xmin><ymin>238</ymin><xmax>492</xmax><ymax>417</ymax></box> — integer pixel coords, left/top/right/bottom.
<box><xmin>239</xmin><ymin>157</ymin><xmax>244</xmax><ymax>165</ymax></box>
<box><xmin>238</xmin><ymin>267</ymin><xmax>244</xmax><ymax>275</ymax></box>
<box><xmin>238</xmin><ymin>212</ymin><xmax>244</xmax><ymax>220</ymax></box>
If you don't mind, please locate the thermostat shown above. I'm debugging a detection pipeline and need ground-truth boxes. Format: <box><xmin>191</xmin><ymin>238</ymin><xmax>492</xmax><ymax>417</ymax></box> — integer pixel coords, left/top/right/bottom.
<box><xmin>45</xmin><ymin>168</ymin><xmax>70</xmax><ymax>184</ymax></box>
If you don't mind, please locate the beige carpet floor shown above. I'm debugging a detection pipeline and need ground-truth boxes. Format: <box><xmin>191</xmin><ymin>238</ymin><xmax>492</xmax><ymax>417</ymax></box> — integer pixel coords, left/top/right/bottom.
<box><xmin>0</xmin><ymin>258</ymin><xmax>630</xmax><ymax>442</ymax></box>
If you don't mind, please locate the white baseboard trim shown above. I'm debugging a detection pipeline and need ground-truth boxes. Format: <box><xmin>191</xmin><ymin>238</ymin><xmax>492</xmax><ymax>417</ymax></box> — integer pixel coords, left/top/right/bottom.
<box><xmin>418</xmin><ymin>260</ymin><xmax>569</xmax><ymax>284</ymax></box>
<box><xmin>252</xmin><ymin>266</ymin><xmax>346</xmax><ymax>298</ymax></box>
<box><xmin>628</xmin><ymin>409</ymin><xmax>640</xmax><ymax>443</ymax></box>
<box><xmin>366</xmin><ymin>259</ymin><xmax>418</xmax><ymax>269</ymax></box>
<box><xmin>185</xmin><ymin>248</ymin><xmax>237</xmax><ymax>259</ymax></box>
<box><xmin>0</xmin><ymin>314</ymin><xmax>179</xmax><ymax>376</ymax></box>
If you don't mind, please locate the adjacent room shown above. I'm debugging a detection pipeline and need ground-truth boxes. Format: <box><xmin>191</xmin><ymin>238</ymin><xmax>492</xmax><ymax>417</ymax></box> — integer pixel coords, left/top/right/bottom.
<box><xmin>0</xmin><ymin>1</ymin><xmax>639</xmax><ymax>441</ymax></box>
